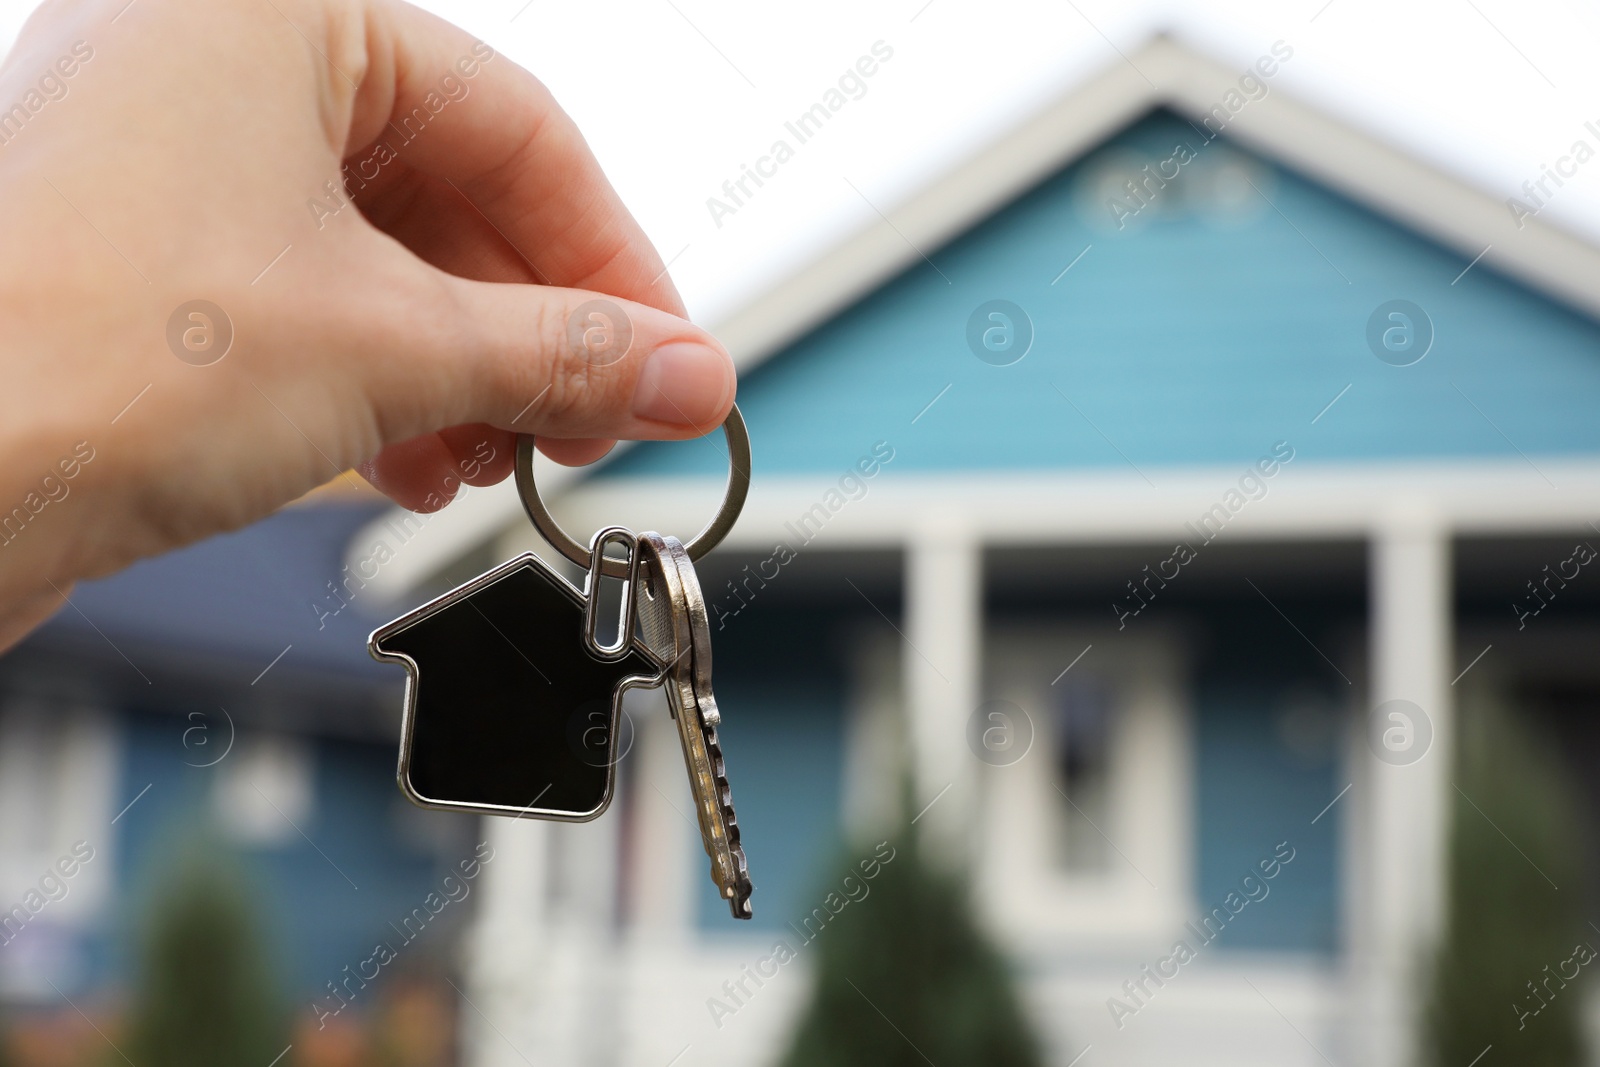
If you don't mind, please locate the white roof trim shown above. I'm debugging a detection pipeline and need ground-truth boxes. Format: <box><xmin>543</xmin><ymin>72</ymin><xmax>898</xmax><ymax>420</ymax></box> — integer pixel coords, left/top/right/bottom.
<box><xmin>351</xmin><ymin>34</ymin><xmax>1600</xmax><ymax>602</ymax></box>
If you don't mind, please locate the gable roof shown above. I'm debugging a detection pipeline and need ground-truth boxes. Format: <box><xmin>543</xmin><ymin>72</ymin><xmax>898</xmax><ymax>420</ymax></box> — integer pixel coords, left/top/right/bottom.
<box><xmin>352</xmin><ymin>33</ymin><xmax>1600</xmax><ymax>601</ymax></box>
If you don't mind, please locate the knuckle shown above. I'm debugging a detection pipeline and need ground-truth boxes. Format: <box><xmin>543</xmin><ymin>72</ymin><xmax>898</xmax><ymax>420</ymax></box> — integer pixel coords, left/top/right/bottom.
<box><xmin>532</xmin><ymin>297</ymin><xmax>618</xmax><ymax>423</ymax></box>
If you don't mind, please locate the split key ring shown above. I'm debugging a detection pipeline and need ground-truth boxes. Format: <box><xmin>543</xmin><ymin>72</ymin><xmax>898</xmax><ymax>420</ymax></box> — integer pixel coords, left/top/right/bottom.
<box><xmin>514</xmin><ymin>404</ymin><xmax>751</xmax><ymax>579</ymax></box>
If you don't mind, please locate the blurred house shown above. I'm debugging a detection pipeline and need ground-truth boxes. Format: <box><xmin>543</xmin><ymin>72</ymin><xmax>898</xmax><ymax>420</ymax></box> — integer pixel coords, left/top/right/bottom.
<box><xmin>8</xmin><ymin>31</ymin><xmax>1600</xmax><ymax>1067</ymax></box>
<box><xmin>368</xmin><ymin>34</ymin><xmax>1600</xmax><ymax>1067</ymax></box>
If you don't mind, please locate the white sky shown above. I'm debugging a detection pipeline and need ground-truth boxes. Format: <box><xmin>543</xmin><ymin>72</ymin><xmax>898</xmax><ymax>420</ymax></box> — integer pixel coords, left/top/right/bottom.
<box><xmin>4</xmin><ymin>0</ymin><xmax>1600</xmax><ymax>327</ymax></box>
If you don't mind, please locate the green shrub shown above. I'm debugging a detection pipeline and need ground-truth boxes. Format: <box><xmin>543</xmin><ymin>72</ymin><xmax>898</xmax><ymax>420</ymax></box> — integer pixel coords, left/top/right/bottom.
<box><xmin>1425</xmin><ymin>694</ymin><xmax>1589</xmax><ymax>1067</ymax></box>
<box><xmin>123</xmin><ymin>845</ymin><xmax>289</xmax><ymax>1067</ymax></box>
<box><xmin>778</xmin><ymin>823</ymin><xmax>1043</xmax><ymax>1067</ymax></box>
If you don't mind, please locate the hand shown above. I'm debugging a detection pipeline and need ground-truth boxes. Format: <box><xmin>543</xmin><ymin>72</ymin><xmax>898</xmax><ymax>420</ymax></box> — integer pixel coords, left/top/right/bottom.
<box><xmin>0</xmin><ymin>0</ymin><xmax>735</xmax><ymax>649</ymax></box>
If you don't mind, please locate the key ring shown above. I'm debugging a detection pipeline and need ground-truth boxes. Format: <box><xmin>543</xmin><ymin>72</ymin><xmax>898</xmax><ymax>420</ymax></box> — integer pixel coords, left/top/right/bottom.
<box><xmin>515</xmin><ymin>404</ymin><xmax>751</xmax><ymax>579</ymax></box>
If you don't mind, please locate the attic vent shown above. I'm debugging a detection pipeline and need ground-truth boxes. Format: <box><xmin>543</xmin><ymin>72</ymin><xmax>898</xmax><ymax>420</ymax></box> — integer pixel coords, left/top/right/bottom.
<box><xmin>1074</xmin><ymin>144</ymin><xmax>1273</xmax><ymax>233</ymax></box>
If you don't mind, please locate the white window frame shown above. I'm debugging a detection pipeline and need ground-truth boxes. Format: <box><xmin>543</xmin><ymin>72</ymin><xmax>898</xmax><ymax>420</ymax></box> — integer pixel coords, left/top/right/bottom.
<box><xmin>976</xmin><ymin>624</ymin><xmax>1193</xmax><ymax>949</ymax></box>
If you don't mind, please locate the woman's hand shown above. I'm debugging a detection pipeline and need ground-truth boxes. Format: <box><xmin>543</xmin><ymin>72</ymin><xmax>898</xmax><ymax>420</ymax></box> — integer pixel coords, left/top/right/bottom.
<box><xmin>0</xmin><ymin>0</ymin><xmax>734</xmax><ymax>648</ymax></box>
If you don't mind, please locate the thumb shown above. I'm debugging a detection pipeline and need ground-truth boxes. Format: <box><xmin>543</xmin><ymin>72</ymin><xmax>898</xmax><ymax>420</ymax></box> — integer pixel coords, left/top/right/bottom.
<box><xmin>352</xmin><ymin>258</ymin><xmax>736</xmax><ymax>507</ymax></box>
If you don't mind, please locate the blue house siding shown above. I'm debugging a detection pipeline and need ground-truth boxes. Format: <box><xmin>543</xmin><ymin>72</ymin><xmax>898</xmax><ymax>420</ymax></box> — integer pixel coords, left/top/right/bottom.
<box><xmin>1191</xmin><ymin>599</ymin><xmax>1349</xmax><ymax>954</ymax></box>
<box><xmin>689</xmin><ymin>606</ymin><xmax>851</xmax><ymax>932</ymax></box>
<box><xmin>605</xmin><ymin>109</ymin><xmax>1600</xmax><ymax>482</ymax></box>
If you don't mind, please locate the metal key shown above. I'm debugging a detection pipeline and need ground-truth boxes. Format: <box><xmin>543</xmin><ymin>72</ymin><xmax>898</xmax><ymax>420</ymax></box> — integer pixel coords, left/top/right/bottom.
<box><xmin>664</xmin><ymin>534</ymin><xmax>753</xmax><ymax>915</ymax></box>
<box><xmin>637</xmin><ymin>531</ymin><xmax>753</xmax><ymax>919</ymax></box>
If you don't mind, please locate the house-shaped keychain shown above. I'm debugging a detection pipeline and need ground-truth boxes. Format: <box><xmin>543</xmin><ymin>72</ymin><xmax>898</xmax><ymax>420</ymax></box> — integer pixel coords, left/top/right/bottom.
<box><xmin>370</xmin><ymin>552</ymin><xmax>661</xmax><ymax>821</ymax></box>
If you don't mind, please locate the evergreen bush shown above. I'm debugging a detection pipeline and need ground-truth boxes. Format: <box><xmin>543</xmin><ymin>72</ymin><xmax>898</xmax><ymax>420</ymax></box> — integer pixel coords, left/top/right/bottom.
<box><xmin>1425</xmin><ymin>694</ymin><xmax>1589</xmax><ymax>1067</ymax></box>
<box><xmin>122</xmin><ymin>845</ymin><xmax>289</xmax><ymax>1067</ymax></box>
<box><xmin>778</xmin><ymin>822</ymin><xmax>1043</xmax><ymax>1067</ymax></box>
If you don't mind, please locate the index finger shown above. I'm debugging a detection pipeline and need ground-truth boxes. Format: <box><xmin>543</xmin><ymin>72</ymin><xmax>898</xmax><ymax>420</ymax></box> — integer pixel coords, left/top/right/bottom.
<box><xmin>347</xmin><ymin>1</ymin><xmax>686</xmax><ymax>317</ymax></box>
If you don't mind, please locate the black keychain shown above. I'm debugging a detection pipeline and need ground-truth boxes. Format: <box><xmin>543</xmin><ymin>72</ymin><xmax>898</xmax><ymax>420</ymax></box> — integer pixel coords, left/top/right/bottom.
<box><xmin>368</xmin><ymin>544</ymin><xmax>658</xmax><ymax>820</ymax></box>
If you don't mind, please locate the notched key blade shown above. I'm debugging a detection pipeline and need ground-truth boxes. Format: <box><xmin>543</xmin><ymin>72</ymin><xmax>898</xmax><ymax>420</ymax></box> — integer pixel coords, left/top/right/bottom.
<box><xmin>662</xmin><ymin>535</ymin><xmax>753</xmax><ymax>920</ymax></box>
<box><xmin>702</xmin><ymin>718</ymin><xmax>753</xmax><ymax>918</ymax></box>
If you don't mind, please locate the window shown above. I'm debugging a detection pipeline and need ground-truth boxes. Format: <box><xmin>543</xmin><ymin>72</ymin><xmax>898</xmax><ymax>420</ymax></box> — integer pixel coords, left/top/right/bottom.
<box><xmin>0</xmin><ymin>700</ymin><xmax>117</xmax><ymax>914</ymax></box>
<box><xmin>839</xmin><ymin>621</ymin><xmax>1193</xmax><ymax>946</ymax></box>
<box><xmin>979</xmin><ymin>625</ymin><xmax>1192</xmax><ymax>945</ymax></box>
<box><xmin>215</xmin><ymin>732</ymin><xmax>314</xmax><ymax>847</ymax></box>
<box><xmin>0</xmin><ymin>699</ymin><xmax>117</xmax><ymax>999</ymax></box>
<box><xmin>1052</xmin><ymin>671</ymin><xmax>1114</xmax><ymax>873</ymax></box>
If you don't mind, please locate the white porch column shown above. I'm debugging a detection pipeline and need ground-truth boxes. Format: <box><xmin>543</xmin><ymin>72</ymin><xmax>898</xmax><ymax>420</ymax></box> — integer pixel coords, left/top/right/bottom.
<box><xmin>904</xmin><ymin>514</ymin><xmax>981</xmax><ymax>860</ymax></box>
<box><xmin>1352</xmin><ymin>512</ymin><xmax>1452</xmax><ymax>1067</ymax></box>
<box><xmin>625</xmin><ymin>689</ymin><xmax>695</xmax><ymax>938</ymax></box>
<box><xmin>464</xmin><ymin>813</ymin><xmax>624</xmax><ymax>1067</ymax></box>
<box><xmin>464</xmin><ymin>817</ymin><xmax>550</xmax><ymax>1067</ymax></box>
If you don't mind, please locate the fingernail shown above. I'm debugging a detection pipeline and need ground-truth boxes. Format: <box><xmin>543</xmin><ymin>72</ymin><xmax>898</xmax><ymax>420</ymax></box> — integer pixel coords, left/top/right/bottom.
<box><xmin>632</xmin><ymin>343</ymin><xmax>732</xmax><ymax>427</ymax></box>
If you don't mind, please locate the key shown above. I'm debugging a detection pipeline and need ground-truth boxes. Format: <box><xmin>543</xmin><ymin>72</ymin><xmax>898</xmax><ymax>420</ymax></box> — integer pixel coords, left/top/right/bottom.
<box><xmin>637</xmin><ymin>531</ymin><xmax>754</xmax><ymax>919</ymax></box>
<box><xmin>663</xmin><ymin>533</ymin><xmax>753</xmax><ymax>916</ymax></box>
